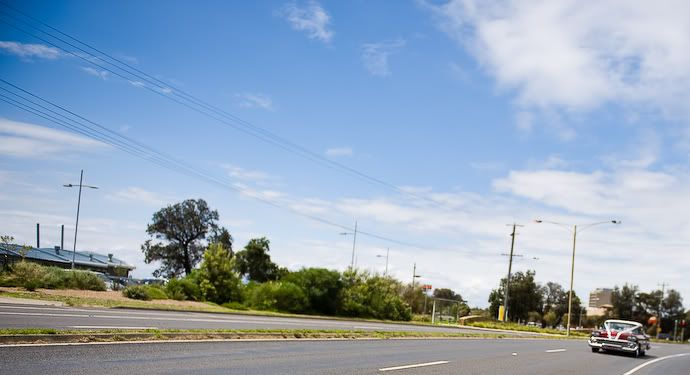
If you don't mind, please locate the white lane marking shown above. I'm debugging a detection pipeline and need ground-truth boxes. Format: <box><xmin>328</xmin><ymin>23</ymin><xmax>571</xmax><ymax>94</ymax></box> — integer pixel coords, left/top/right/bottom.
<box><xmin>545</xmin><ymin>349</ymin><xmax>566</xmax><ymax>353</ymax></box>
<box><xmin>379</xmin><ymin>361</ymin><xmax>449</xmax><ymax>372</ymax></box>
<box><xmin>622</xmin><ymin>352</ymin><xmax>690</xmax><ymax>375</ymax></box>
<box><xmin>69</xmin><ymin>326</ymin><xmax>158</xmax><ymax>329</ymax></box>
<box><xmin>353</xmin><ymin>326</ymin><xmax>394</xmax><ymax>330</ymax></box>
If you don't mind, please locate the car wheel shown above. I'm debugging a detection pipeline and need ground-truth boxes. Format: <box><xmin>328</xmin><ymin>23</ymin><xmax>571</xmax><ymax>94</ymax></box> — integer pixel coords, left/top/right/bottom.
<box><xmin>591</xmin><ymin>348</ymin><xmax>599</xmax><ymax>353</ymax></box>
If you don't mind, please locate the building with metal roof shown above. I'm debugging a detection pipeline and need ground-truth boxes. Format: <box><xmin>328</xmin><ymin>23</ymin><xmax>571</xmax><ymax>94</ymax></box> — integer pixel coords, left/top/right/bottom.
<box><xmin>0</xmin><ymin>244</ymin><xmax>134</xmax><ymax>277</ymax></box>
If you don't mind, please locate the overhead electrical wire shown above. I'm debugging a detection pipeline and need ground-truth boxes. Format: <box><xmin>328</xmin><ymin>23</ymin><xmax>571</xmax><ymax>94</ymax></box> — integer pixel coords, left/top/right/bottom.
<box><xmin>0</xmin><ymin>78</ymin><xmax>476</xmax><ymax>254</ymax></box>
<box><xmin>0</xmin><ymin>2</ymin><xmax>459</xmax><ymax>213</ymax></box>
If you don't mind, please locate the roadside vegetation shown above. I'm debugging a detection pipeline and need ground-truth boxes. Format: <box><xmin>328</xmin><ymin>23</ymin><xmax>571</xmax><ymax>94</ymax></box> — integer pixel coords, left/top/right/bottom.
<box><xmin>0</xmin><ymin>262</ymin><xmax>106</xmax><ymax>291</ymax></box>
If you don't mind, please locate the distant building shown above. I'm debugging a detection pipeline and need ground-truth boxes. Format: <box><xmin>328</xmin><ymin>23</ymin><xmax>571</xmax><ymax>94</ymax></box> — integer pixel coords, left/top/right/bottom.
<box><xmin>0</xmin><ymin>244</ymin><xmax>134</xmax><ymax>277</ymax></box>
<box><xmin>587</xmin><ymin>288</ymin><xmax>613</xmax><ymax>317</ymax></box>
<box><xmin>589</xmin><ymin>288</ymin><xmax>613</xmax><ymax>308</ymax></box>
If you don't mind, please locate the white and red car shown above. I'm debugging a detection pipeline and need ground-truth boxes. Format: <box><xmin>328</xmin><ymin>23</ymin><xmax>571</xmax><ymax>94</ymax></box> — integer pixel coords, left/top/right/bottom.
<box><xmin>588</xmin><ymin>319</ymin><xmax>650</xmax><ymax>357</ymax></box>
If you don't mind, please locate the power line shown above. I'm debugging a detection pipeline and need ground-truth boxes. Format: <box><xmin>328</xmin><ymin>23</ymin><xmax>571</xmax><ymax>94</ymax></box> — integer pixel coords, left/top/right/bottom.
<box><xmin>0</xmin><ymin>2</ymin><xmax>459</xmax><ymax>212</ymax></box>
<box><xmin>0</xmin><ymin>78</ymin><xmax>465</xmax><ymax>254</ymax></box>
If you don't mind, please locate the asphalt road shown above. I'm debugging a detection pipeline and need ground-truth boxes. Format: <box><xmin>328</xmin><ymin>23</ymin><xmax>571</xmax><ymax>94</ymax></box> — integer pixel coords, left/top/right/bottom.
<box><xmin>0</xmin><ymin>302</ymin><xmax>489</xmax><ymax>334</ymax></box>
<box><xmin>1</xmin><ymin>338</ymin><xmax>689</xmax><ymax>374</ymax></box>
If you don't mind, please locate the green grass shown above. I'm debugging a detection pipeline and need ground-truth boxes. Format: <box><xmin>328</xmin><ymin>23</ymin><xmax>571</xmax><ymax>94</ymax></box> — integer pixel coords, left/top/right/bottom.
<box><xmin>465</xmin><ymin>320</ymin><xmax>588</xmax><ymax>337</ymax></box>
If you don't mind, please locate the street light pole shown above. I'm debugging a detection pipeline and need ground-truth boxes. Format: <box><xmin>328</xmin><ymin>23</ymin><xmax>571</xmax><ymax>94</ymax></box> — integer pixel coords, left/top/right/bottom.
<box><xmin>535</xmin><ymin>219</ymin><xmax>620</xmax><ymax>336</ymax></box>
<box><xmin>339</xmin><ymin>220</ymin><xmax>358</xmax><ymax>270</ymax></box>
<box><xmin>377</xmin><ymin>248</ymin><xmax>390</xmax><ymax>276</ymax></box>
<box><xmin>64</xmin><ymin>169</ymin><xmax>98</xmax><ymax>270</ymax></box>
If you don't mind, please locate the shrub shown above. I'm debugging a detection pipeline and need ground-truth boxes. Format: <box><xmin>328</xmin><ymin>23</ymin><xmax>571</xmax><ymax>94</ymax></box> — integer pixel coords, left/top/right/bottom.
<box><xmin>2</xmin><ymin>262</ymin><xmax>106</xmax><ymax>291</ymax></box>
<box><xmin>166</xmin><ymin>277</ymin><xmax>201</xmax><ymax>301</ymax></box>
<box><xmin>198</xmin><ymin>243</ymin><xmax>243</xmax><ymax>304</ymax></box>
<box><xmin>123</xmin><ymin>285</ymin><xmax>152</xmax><ymax>300</ymax></box>
<box><xmin>283</xmin><ymin>268</ymin><xmax>342</xmax><ymax>315</ymax></box>
<box><xmin>248</xmin><ymin>281</ymin><xmax>308</xmax><ymax>313</ymax></box>
<box><xmin>62</xmin><ymin>271</ymin><xmax>107</xmax><ymax>291</ymax></box>
<box><xmin>339</xmin><ymin>270</ymin><xmax>411</xmax><ymax>321</ymax></box>
<box><xmin>145</xmin><ymin>284</ymin><xmax>169</xmax><ymax>299</ymax></box>
<box><xmin>11</xmin><ymin>261</ymin><xmax>46</xmax><ymax>291</ymax></box>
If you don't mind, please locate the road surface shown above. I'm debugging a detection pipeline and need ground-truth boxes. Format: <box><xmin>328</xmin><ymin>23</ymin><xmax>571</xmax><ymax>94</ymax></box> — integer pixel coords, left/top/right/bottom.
<box><xmin>0</xmin><ymin>302</ymin><xmax>489</xmax><ymax>333</ymax></box>
<box><xmin>1</xmin><ymin>338</ymin><xmax>688</xmax><ymax>374</ymax></box>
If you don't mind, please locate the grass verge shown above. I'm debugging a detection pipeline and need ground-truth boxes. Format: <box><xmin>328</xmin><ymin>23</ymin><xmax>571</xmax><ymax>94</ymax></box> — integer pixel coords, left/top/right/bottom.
<box><xmin>465</xmin><ymin>320</ymin><xmax>588</xmax><ymax>337</ymax></box>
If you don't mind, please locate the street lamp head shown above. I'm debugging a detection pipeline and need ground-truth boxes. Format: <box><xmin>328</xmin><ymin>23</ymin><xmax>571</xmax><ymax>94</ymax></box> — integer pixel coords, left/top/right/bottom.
<box><xmin>63</xmin><ymin>184</ymin><xmax>73</xmax><ymax>187</ymax></box>
<box><xmin>339</xmin><ymin>232</ymin><xmax>349</xmax><ymax>236</ymax></box>
<box><xmin>534</xmin><ymin>219</ymin><xmax>543</xmax><ymax>223</ymax></box>
<box><xmin>611</xmin><ymin>220</ymin><xmax>621</xmax><ymax>224</ymax></box>
<box><xmin>414</xmin><ymin>275</ymin><xmax>422</xmax><ymax>278</ymax></box>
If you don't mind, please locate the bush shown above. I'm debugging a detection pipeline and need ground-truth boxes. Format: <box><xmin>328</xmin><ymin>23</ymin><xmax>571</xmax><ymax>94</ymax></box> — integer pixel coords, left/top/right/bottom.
<box><xmin>122</xmin><ymin>285</ymin><xmax>152</xmax><ymax>300</ymax></box>
<box><xmin>166</xmin><ymin>277</ymin><xmax>201</xmax><ymax>301</ymax></box>
<box><xmin>62</xmin><ymin>271</ymin><xmax>106</xmax><ymax>291</ymax></box>
<box><xmin>145</xmin><ymin>284</ymin><xmax>169</xmax><ymax>299</ymax></box>
<box><xmin>198</xmin><ymin>243</ymin><xmax>243</xmax><ymax>304</ymax></box>
<box><xmin>248</xmin><ymin>281</ymin><xmax>308</xmax><ymax>313</ymax></box>
<box><xmin>283</xmin><ymin>268</ymin><xmax>342</xmax><ymax>315</ymax></box>
<box><xmin>11</xmin><ymin>262</ymin><xmax>46</xmax><ymax>291</ymax></box>
<box><xmin>339</xmin><ymin>270</ymin><xmax>411</xmax><ymax>321</ymax></box>
<box><xmin>3</xmin><ymin>262</ymin><xmax>106</xmax><ymax>291</ymax></box>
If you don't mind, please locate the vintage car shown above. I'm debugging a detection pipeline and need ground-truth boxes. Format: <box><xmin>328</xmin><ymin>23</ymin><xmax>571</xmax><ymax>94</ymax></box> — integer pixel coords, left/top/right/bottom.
<box><xmin>588</xmin><ymin>319</ymin><xmax>650</xmax><ymax>357</ymax></box>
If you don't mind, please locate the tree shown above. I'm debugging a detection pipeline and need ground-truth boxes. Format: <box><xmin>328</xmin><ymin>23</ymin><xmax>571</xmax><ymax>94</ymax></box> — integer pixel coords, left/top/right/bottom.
<box><xmin>141</xmin><ymin>199</ymin><xmax>219</xmax><ymax>277</ymax></box>
<box><xmin>208</xmin><ymin>227</ymin><xmax>233</xmax><ymax>257</ymax></box>
<box><xmin>433</xmin><ymin>288</ymin><xmax>463</xmax><ymax>302</ymax></box>
<box><xmin>541</xmin><ymin>282</ymin><xmax>564</xmax><ymax>315</ymax></box>
<box><xmin>234</xmin><ymin>237</ymin><xmax>281</xmax><ymax>282</ymax></box>
<box><xmin>488</xmin><ymin>270</ymin><xmax>543</xmax><ymax>322</ymax></box>
<box><xmin>339</xmin><ymin>269</ymin><xmax>410</xmax><ymax>321</ymax></box>
<box><xmin>197</xmin><ymin>243</ymin><xmax>242</xmax><ymax>304</ymax></box>
<box><xmin>283</xmin><ymin>268</ymin><xmax>343</xmax><ymax>315</ymax></box>
<box><xmin>612</xmin><ymin>284</ymin><xmax>639</xmax><ymax>321</ymax></box>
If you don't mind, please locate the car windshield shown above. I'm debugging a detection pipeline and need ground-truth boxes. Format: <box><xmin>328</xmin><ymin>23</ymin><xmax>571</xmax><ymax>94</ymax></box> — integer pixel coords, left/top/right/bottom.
<box><xmin>605</xmin><ymin>322</ymin><xmax>637</xmax><ymax>331</ymax></box>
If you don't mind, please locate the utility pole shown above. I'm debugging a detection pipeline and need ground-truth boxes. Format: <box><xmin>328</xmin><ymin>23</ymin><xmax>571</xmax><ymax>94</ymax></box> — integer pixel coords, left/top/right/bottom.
<box><xmin>657</xmin><ymin>282</ymin><xmax>668</xmax><ymax>339</ymax></box>
<box><xmin>566</xmin><ymin>225</ymin><xmax>578</xmax><ymax>336</ymax></box>
<box><xmin>502</xmin><ymin>223</ymin><xmax>523</xmax><ymax>322</ymax></box>
<box><xmin>63</xmin><ymin>170</ymin><xmax>98</xmax><ymax>269</ymax></box>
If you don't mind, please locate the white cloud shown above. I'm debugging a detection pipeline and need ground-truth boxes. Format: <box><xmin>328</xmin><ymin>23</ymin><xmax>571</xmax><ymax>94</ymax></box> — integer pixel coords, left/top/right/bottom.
<box><xmin>361</xmin><ymin>39</ymin><xmax>406</xmax><ymax>76</ymax></box>
<box><xmin>128</xmin><ymin>80</ymin><xmax>145</xmax><ymax>88</ymax></box>
<box><xmin>81</xmin><ymin>66</ymin><xmax>109</xmax><ymax>80</ymax></box>
<box><xmin>281</xmin><ymin>1</ymin><xmax>334</xmax><ymax>43</ymax></box>
<box><xmin>0</xmin><ymin>41</ymin><xmax>60</xmax><ymax>60</ymax></box>
<box><xmin>236</xmin><ymin>93</ymin><xmax>274</xmax><ymax>111</ymax></box>
<box><xmin>0</xmin><ymin>118</ymin><xmax>105</xmax><ymax>158</ymax></box>
<box><xmin>222</xmin><ymin>164</ymin><xmax>273</xmax><ymax>182</ymax></box>
<box><xmin>107</xmin><ymin>187</ymin><xmax>174</xmax><ymax>207</ymax></box>
<box><xmin>427</xmin><ymin>1</ymin><xmax>690</xmax><ymax>118</ymax></box>
<box><xmin>325</xmin><ymin>147</ymin><xmax>353</xmax><ymax>157</ymax></box>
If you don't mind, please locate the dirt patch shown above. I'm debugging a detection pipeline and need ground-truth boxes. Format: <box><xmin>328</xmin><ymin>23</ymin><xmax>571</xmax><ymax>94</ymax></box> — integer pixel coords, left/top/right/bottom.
<box><xmin>0</xmin><ymin>287</ymin><xmax>213</xmax><ymax>309</ymax></box>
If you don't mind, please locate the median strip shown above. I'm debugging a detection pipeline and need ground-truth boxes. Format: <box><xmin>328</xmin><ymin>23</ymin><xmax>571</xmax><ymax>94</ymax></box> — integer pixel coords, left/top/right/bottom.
<box><xmin>0</xmin><ymin>328</ymin><xmax>515</xmax><ymax>345</ymax></box>
<box><xmin>379</xmin><ymin>361</ymin><xmax>450</xmax><ymax>372</ymax></box>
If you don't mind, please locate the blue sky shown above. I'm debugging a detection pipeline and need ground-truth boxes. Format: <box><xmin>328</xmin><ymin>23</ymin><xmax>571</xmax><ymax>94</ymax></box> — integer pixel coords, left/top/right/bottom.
<box><xmin>2</xmin><ymin>0</ymin><xmax>690</xmax><ymax>307</ymax></box>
